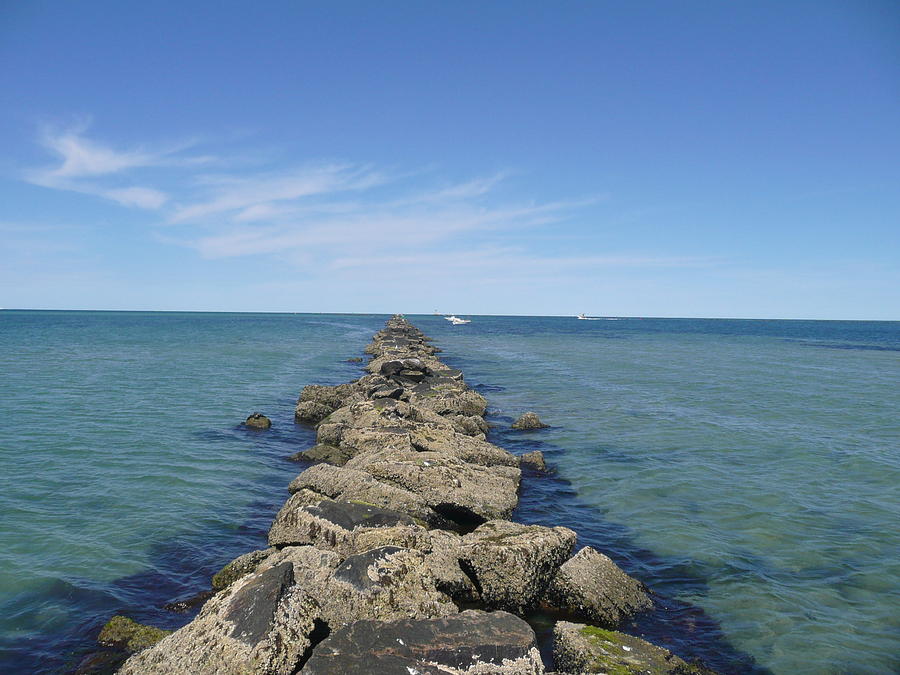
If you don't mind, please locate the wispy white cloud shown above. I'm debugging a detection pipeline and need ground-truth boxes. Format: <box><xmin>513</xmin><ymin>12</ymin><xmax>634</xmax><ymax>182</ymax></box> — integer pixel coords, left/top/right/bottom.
<box><xmin>25</xmin><ymin>123</ymin><xmax>210</xmax><ymax>210</ymax></box>
<box><xmin>103</xmin><ymin>186</ymin><xmax>169</xmax><ymax>209</ymax></box>
<box><xmin>168</xmin><ymin>163</ymin><xmax>386</xmax><ymax>223</ymax></box>
<box><xmin>186</xmin><ymin>194</ymin><xmax>599</xmax><ymax>260</ymax></box>
<box><xmin>23</xmin><ymin>124</ymin><xmax>674</xmax><ymax>281</ymax></box>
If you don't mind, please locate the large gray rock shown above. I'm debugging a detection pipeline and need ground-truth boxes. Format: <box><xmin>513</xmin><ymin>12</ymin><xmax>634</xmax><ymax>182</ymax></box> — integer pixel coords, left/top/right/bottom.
<box><xmin>409</xmin><ymin>426</ymin><xmax>518</xmax><ymax>467</ymax></box>
<box><xmin>553</xmin><ymin>620</ymin><xmax>714</xmax><ymax>674</ymax></box>
<box><xmin>322</xmin><ymin>398</ymin><xmax>511</xmax><ymax>467</ymax></box>
<box><xmin>316</xmin><ymin>546</ymin><xmax>456</xmax><ymax>626</ymax></box>
<box><xmin>119</xmin><ymin>563</ymin><xmax>321</xmax><ymax>675</ymax></box>
<box><xmin>294</xmin><ymin>380</ymin><xmax>377</xmax><ymax>423</ymax></box>
<box><xmin>411</xmin><ymin>386</ymin><xmax>489</xmax><ymax>418</ymax></box>
<box><xmin>288</xmin><ymin>463</ymin><xmax>451</xmax><ymax>528</ymax></box>
<box><xmin>448</xmin><ymin>413</ymin><xmax>490</xmax><ymax>437</ymax></box>
<box><xmin>459</xmin><ymin>520</ymin><xmax>576</xmax><ymax>612</ymax></box>
<box><xmin>268</xmin><ymin>496</ymin><xmax>416</xmax><ymax>554</ymax></box>
<box><xmin>293</xmin><ymin>400</ymin><xmax>334</xmax><ymax>424</ymax></box>
<box><xmin>346</xmin><ymin>448</ymin><xmax>521</xmax><ymax>525</ymax></box>
<box><xmin>543</xmin><ymin>546</ymin><xmax>652</xmax><ymax>627</ymax></box>
<box><xmin>350</xmin><ymin>525</ymin><xmax>478</xmax><ymax>603</ymax></box>
<box><xmin>301</xmin><ymin>610</ymin><xmax>544</xmax><ymax>674</ymax></box>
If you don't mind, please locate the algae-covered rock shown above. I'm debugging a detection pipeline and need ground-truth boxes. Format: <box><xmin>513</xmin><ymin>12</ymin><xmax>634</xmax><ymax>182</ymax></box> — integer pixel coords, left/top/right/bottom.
<box><xmin>97</xmin><ymin>615</ymin><xmax>171</xmax><ymax>653</ymax></box>
<box><xmin>520</xmin><ymin>450</ymin><xmax>548</xmax><ymax>471</ymax></box>
<box><xmin>553</xmin><ymin>620</ymin><xmax>716</xmax><ymax>674</ymax></box>
<box><xmin>288</xmin><ymin>443</ymin><xmax>356</xmax><ymax>466</ymax></box>
<box><xmin>245</xmin><ymin>412</ymin><xmax>272</xmax><ymax>429</ymax></box>
<box><xmin>212</xmin><ymin>547</ymin><xmax>275</xmax><ymax>590</ymax></box>
<box><xmin>544</xmin><ymin>546</ymin><xmax>652</xmax><ymax>627</ymax></box>
<box><xmin>512</xmin><ymin>412</ymin><xmax>549</xmax><ymax>429</ymax></box>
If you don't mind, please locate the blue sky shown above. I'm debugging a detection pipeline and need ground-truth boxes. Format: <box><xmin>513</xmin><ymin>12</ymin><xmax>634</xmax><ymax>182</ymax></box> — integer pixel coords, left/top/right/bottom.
<box><xmin>1</xmin><ymin>1</ymin><xmax>898</xmax><ymax>318</ymax></box>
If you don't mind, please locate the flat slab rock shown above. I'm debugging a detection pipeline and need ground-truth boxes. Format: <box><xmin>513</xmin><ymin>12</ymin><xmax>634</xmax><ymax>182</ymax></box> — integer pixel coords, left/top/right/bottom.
<box><xmin>301</xmin><ymin>609</ymin><xmax>544</xmax><ymax>674</ymax></box>
<box><xmin>553</xmin><ymin>620</ymin><xmax>718</xmax><ymax>674</ymax></box>
<box><xmin>268</xmin><ymin>496</ymin><xmax>417</xmax><ymax>555</ymax></box>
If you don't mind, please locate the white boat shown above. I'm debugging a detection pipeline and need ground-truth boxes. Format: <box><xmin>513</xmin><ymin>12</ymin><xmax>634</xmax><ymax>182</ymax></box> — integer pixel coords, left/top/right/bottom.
<box><xmin>577</xmin><ymin>313</ymin><xmax>589</xmax><ymax>320</ymax></box>
<box><xmin>445</xmin><ymin>315</ymin><xmax>471</xmax><ymax>325</ymax></box>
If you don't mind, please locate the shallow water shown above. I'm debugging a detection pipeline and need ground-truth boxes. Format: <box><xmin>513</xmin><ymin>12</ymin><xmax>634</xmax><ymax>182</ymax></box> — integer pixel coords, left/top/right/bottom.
<box><xmin>0</xmin><ymin>311</ymin><xmax>897</xmax><ymax>674</ymax></box>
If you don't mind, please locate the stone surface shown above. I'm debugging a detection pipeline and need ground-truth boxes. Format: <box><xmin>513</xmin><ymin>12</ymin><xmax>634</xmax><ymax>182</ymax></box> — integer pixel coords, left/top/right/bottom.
<box><xmin>293</xmin><ymin>400</ymin><xmax>333</xmax><ymax>425</ymax></box>
<box><xmin>511</xmin><ymin>412</ymin><xmax>549</xmax><ymax>429</ymax></box>
<box><xmin>289</xmin><ymin>463</ymin><xmax>451</xmax><ymax>527</ymax></box>
<box><xmin>245</xmin><ymin>412</ymin><xmax>272</xmax><ymax>429</ymax></box>
<box><xmin>553</xmin><ymin>621</ymin><xmax>716</xmax><ymax>674</ymax></box>
<box><xmin>346</xmin><ymin>448</ymin><xmax>521</xmax><ymax>525</ymax></box>
<box><xmin>211</xmin><ymin>548</ymin><xmax>275</xmax><ymax>591</ymax></box>
<box><xmin>119</xmin><ymin>563</ymin><xmax>321</xmax><ymax>675</ymax></box>
<box><xmin>544</xmin><ymin>546</ymin><xmax>652</xmax><ymax>627</ymax></box>
<box><xmin>288</xmin><ymin>443</ymin><xmax>356</xmax><ymax>466</ymax></box>
<box><xmin>317</xmin><ymin>546</ymin><xmax>457</xmax><ymax>626</ymax></box>
<box><xmin>301</xmin><ymin>610</ymin><xmax>544</xmax><ymax>674</ymax></box>
<box><xmin>268</xmin><ymin>495</ymin><xmax>416</xmax><ymax>554</ymax></box>
<box><xmin>409</xmin><ymin>426</ymin><xmax>518</xmax><ymax>467</ymax></box>
<box><xmin>459</xmin><ymin>520</ymin><xmax>576</xmax><ymax>612</ymax></box>
<box><xmin>520</xmin><ymin>450</ymin><xmax>548</xmax><ymax>472</ymax></box>
<box><xmin>97</xmin><ymin>616</ymin><xmax>171</xmax><ymax>653</ymax></box>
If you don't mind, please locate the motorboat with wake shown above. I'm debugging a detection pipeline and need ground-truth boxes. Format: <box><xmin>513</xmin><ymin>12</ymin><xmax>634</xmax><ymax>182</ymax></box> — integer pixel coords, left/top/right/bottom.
<box><xmin>445</xmin><ymin>315</ymin><xmax>471</xmax><ymax>325</ymax></box>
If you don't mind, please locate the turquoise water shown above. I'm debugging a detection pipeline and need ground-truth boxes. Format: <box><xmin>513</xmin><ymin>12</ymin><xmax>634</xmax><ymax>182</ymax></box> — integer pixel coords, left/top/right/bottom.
<box><xmin>1</xmin><ymin>311</ymin><xmax>898</xmax><ymax>673</ymax></box>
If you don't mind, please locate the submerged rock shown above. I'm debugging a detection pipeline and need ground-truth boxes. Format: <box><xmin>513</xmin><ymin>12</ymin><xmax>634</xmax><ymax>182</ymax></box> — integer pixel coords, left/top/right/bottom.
<box><xmin>459</xmin><ymin>519</ymin><xmax>576</xmax><ymax>612</ymax></box>
<box><xmin>163</xmin><ymin>590</ymin><xmax>216</xmax><ymax>613</ymax></box>
<box><xmin>302</xmin><ymin>609</ymin><xmax>544</xmax><ymax>674</ymax></box>
<box><xmin>511</xmin><ymin>412</ymin><xmax>549</xmax><ymax>429</ymax></box>
<box><xmin>245</xmin><ymin>412</ymin><xmax>272</xmax><ymax>429</ymax></box>
<box><xmin>543</xmin><ymin>546</ymin><xmax>652</xmax><ymax>627</ymax></box>
<box><xmin>553</xmin><ymin>620</ymin><xmax>716</xmax><ymax>674</ymax></box>
<box><xmin>97</xmin><ymin>616</ymin><xmax>171</xmax><ymax>653</ymax></box>
<box><xmin>520</xmin><ymin>450</ymin><xmax>548</xmax><ymax>471</ymax></box>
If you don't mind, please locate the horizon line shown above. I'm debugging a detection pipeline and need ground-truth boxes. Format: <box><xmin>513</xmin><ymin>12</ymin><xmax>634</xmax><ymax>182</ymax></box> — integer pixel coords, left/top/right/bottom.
<box><xmin>1</xmin><ymin>308</ymin><xmax>897</xmax><ymax>322</ymax></box>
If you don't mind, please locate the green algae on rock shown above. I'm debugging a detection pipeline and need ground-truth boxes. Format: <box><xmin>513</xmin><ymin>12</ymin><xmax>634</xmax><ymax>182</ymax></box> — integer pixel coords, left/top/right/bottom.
<box><xmin>97</xmin><ymin>616</ymin><xmax>171</xmax><ymax>653</ymax></box>
<box><xmin>553</xmin><ymin>620</ymin><xmax>719</xmax><ymax>675</ymax></box>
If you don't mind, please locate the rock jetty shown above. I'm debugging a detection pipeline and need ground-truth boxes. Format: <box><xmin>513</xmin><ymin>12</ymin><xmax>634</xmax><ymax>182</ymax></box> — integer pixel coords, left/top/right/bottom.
<box><xmin>113</xmin><ymin>316</ymin><xmax>714</xmax><ymax>674</ymax></box>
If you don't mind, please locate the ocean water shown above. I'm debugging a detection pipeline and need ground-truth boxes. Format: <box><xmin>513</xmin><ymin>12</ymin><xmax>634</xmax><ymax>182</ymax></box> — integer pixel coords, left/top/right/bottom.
<box><xmin>0</xmin><ymin>311</ymin><xmax>897</xmax><ymax>674</ymax></box>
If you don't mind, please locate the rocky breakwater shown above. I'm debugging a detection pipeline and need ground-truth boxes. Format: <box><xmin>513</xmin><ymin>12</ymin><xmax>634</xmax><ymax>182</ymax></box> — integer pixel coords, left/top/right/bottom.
<box><xmin>115</xmin><ymin>316</ymin><xmax>715</xmax><ymax>675</ymax></box>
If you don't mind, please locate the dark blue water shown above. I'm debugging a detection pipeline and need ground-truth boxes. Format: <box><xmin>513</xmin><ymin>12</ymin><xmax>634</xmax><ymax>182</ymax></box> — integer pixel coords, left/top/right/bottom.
<box><xmin>1</xmin><ymin>311</ymin><xmax>897</xmax><ymax>674</ymax></box>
